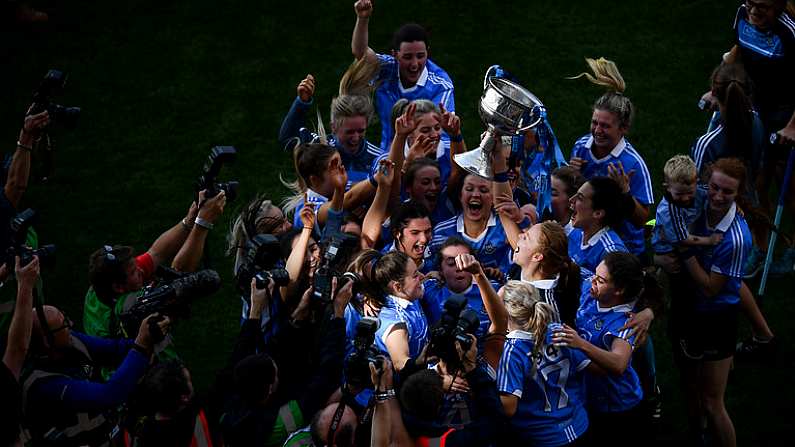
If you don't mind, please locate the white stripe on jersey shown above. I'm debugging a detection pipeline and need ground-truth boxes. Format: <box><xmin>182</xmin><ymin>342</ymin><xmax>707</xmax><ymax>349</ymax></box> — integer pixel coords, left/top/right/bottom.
<box><xmin>439</xmin><ymin>89</ymin><xmax>452</xmax><ymax>110</ymax></box>
<box><xmin>729</xmin><ymin>223</ymin><xmax>745</xmax><ymax>277</ymax></box>
<box><xmin>692</xmin><ymin>125</ymin><xmax>723</xmax><ymax>171</ymax></box>
<box><xmin>670</xmin><ymin>202</ymin><xmax>689</xmax><ymax>241</ymax></box>
<box><xmin>600</xmin><ymin>231</ymin><xmax>621</xmax><ymax>253</ymax></box>
<box><xmin>427</xmin><ymin>72</ymin><xmax>453</xmax><ymax>90</ymax></box>
<box><xmin>497</xmin><ymin>341</ymin><xmax>516</xmax><ymax>392</ymax></box>
<box><xmin>541</xmin><ymin>288</ymin><xmax>561</xmax><ymax>322</ymax></box>
<box><xmin>366</xmin><ymin>141</ymin><xmax>381</xmax><ymax>156</ymax></box>
<box><xmin>779</xmin><ymin>14</ymin><xmax>795</xmax><ymax>38</ymax></box>
<box><xmin>624</xmin><ymin>146</ymin><xmax>654</xmax><ymax>201</ymax></box>
<box><xmin>733</xmin><ymin>5</ymin><xmax>745</xmax><ymax>30</ymax></box>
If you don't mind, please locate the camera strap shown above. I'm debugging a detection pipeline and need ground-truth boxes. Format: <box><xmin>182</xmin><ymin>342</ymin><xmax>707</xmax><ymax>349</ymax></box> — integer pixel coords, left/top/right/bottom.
<box><xmin>326</xmin><ymin>401</ymin><xmax>346</xmax><ymax>446</ymax></box>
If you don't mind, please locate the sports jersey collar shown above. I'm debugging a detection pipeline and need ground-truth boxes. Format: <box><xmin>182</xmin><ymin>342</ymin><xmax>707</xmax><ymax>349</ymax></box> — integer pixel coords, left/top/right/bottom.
<box><xmin>582</xmin><ymin>227</ymin><xmax>610</xmax><ymax>249</ymax></box>
<box><xmin>399</xmin><ymin>65</ymin><xmax>429</xmax><ymax>93</ymax></box>
<box><xmin>449</xmin><ymin>282</ymin><xmax>475</xmax><ymax>296</ymax></box>
<box><xmin>507</xmin><ymin>329</ymin><xmax>535</xmax><ymax>340</ymax></box>
<box><xmin>305</xmin><ymin>188</ymin><xmax>328</xmax><ymax>204</ymax></box>
<box><xmin>388</xmin><ymin>294</ymin><xmax>413</xmax><ymax>310</ymax></box>
<box><xmin>597</xmin><ymin>298</ymin><xmax>637</xmax><ymax>313</ymax></box>
<box><xmin>522</xmin><ymin>274</ymin><xmax>560</xmax><ymax>290</ymax></box>
<box><xmin>585</xmin><ymin>136</ymin><xmax>627</xmax><ymax>161</ymax></box>
<box><xmin>456</xmin><ymin>213</ymin><xmax>497</xmax><ymax>243</ymax></box>
<box><xmin>708</xmin><ymin>202</ymin><xmax>737</xmax><ymax>233</ymax></box>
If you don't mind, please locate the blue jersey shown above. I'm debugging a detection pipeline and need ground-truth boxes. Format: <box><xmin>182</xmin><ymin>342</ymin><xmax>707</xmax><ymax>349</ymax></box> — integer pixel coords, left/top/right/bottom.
<box><xmin>568</xmin><ymin>227</ymin><xmax>628</xmax><ymax>274</ymax></box>
<box><xmin>497</xmin><ymin>330</ymin><xmax>590</xmax><ymax>446</ymax></box>
<box><xmin>430</xmin><ymin>213</ymin><xmax>513</xmax><ymax>271</ymax></box>
<box><xmin>374</xmin><ymin>54</ymin><xmax>455</xmax><ymax>152</ymax></box>
<box><xmin>733</xmin><ymin>4</ymin><xmax>795</xmax><ymax>111</ymax></box>
<box><xmin>688</xmin><ymin>202</ymin><xmax>752</xmax><ymax>310</ymax></box>
<box><xmin>690</xmin><ymin>113</ymin><xmax>766</xmax><ymax>182</ymax></box>
<box><xmin>375</xmin><ymin>294</ymin><xmax>429</xmax><ymax>359</ymax></box>
<box><xmin>291</xmin><ymin>188</ymin><xmax>328</xmax><ymax>237</ymax></box>
<box><xmin>570</xmin><ymin>136</ymin><xmax>654</xmax><ymax>255</ymax></box>
<box><xmin>522</xmin><ymin>275</ymin><xmax>577</xmax><ymax>327</ymax></box>
<box><xmin>576</xmin><ymin>287</ymin><xmax>643</xmax><ymax>413</ymax></box>
<box><xmin>651</xmin><ymin>187</ymin><xmax>708</xmax><ymax>254</ymax></box>
<box><xmin>422</xmin><ymin>278</ymin><xmax>498</xmax><ymax>341</ymax></box>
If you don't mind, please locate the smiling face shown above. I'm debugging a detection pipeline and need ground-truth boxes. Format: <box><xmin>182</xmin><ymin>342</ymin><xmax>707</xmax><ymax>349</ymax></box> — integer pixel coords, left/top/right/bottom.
<box><xmin>394</xmin><ymin>41</ymin><xmax>428</xmax><ymax>87</ymax></box>
<box><xmin>569</xmin><ymin>182</ymin><xmax>601</xmax><ymax>229</ymax></box>
<box><xmin>333</xmin><ymin>115</ymin><xmax>367</xmax><ymax>154</ymax></box>
<box><xmin>551</xmin><ymin>175</ymin><xmax>572</xmax><ymax>223</ymax></box>
<box><xmin>707</xmin><ymin>170</ymin><xmax>740</xmax><ymax>215</ymax></box>
<box><xmin>439</xmin><ymin>244</ymin><xmax>473</xmax><ymax>293</ymax></box>
<box><xmin>407</xmin><ymin>165</ymin><xmax>442</xmax><ymax>212</ymax></box>
<box><xmin>590</xmin><ymin>261</ymin><xmax>620</xmax><ymax>304</ymax></box>
<box><xmin>397</xmin><ymin>217</ymin><xmax>433</xmax><ymax>264</ymax></box>
<box><xmin>745</xmin><ymin>0</ymin><xmax>779</xmax><ymax>30</ymax></box>
<box><xmin>408</xmin><ymin>112</ymin><xmax>442</xmax><ymax>148</ymax></box>
<box><xmin>665</xmin><ymin>180</ymin><xmax>697</xmax><ymax>207</ymax></box>
<box><xmin>460</xmin><ymin>175</ymin><xmax>493</xmax><ymax>223</ymax></box>
<box><xmin>590</xmin><ymin>109</ymin><xmax>625</xmax><ymax>153</ymax></box>
<box><xmin>515</xmin><ymin>224</ymin><xmax>544</xmax><ymax>268</ymax></box>
<box><xmin>396</xmin><ymin>260</ymin><xmax>425</xmax><ymax>300</ymax></box>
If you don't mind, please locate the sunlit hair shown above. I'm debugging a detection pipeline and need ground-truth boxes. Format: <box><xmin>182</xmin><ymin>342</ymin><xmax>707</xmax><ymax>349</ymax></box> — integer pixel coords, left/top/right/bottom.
<box><xmin>280</xmin><ymin>142</ymin><xmax>337</xmax><ymax>216</ymax></box>
<box><xmin>348</xmin><ymin>249</ymin><xmax>387</xmax><ymax>310</ymax></box>
<box><xmin>502</xmin><ymin>281</ymin><xmax>554</xmax><ymax>368</ymax></box>
<box><xmin>663</xmin><ymin>155</ymin><xmax>698</xmax><ymax>185</ymax></box>
<box><xmin>569</xmin><ymin>57</ymin><xmax>634</xmax><ymax>129</ymax></box>
<box><xmin>331</xmin><ymin>58</ymin><xmax>378</xmax><ymax>130</ymax></box>
<box><xmin>227</xmin><ymin>195</ymin><xmax>285</xmax><ymax>272</ymax></box>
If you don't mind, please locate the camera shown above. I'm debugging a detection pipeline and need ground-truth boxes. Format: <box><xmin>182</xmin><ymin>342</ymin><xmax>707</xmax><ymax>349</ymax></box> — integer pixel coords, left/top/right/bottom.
<box><xmin>30</xmin><ymin>69</ymin><xmax>80</xmax><ymax>128</ymax></box>
<box><xmin>4</xmin><ymin>208</ymin><xmax>56</xmax><ymax>271</ymax></box>
<box><xmin>313</xmin><ymin>233</ymin><xmax>360</xmax><ymax>303</ymax></box>
<box><xmin>427</xmin><ymin>295</ymin><xmax>480</xmax><ymax>368</ymax></box>
<box><xmin>235</xmin><ymin>234</ymin><xmax>290</xmax><ymax>296</ymax></box>
<box><xmin>118</xmin><ymin>268</ymin><xmax>222</xmax><ymax>338</ymax></box>
<box><xmin>196</xmin><ymin>146</ymin><xmax>239</xmax><ymax>202</ymax></box>
<box><xmin>344</xmin><ymin>317</ymin><xmax>382</xmax><ymax>388</ymax></box>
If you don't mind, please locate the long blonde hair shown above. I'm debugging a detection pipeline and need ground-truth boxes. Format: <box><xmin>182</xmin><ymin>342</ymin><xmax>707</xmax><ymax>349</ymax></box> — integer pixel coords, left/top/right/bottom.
<box><xmin>502</xmin><ymin>281</ymin><xmax>556</xmax><ymax>364</ymax></box>
<box><xmin>568</xmin><ymin>57</ymin><xmax>634</xmax><ymax>129</ymax></box>
<box><xmin>331</xmin><ymin>58</ymin><xmax>378</xmax><ymax>130</ymax></box>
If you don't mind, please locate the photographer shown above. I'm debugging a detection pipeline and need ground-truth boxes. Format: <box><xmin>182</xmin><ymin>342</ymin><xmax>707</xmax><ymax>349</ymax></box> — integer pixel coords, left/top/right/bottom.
<box><xmin>370</xmin><ymin>335</ymin><xmax>506</xmax><ymax>447</ymax></box>
<box><xmin>82</xmin><ymin>190</ymin><xmax>226</xmax><ymax>339</ymax></box>
<box><xmin>21</xmin><ymin>307</ymin><xmax>169</xmax><ymax>446</ymax></box>
<box><xmin>212</xmin><ymin>276</ymin><xmax>352</xmax><ymax>446</ymax></box>
<box><xmin>0</xmin><ymin>256</ymin><xmax>40</xmax><ymax>446</ymax></box>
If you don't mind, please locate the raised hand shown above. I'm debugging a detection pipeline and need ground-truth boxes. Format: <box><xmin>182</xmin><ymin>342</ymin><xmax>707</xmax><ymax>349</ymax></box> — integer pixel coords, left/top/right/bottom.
<box><xmin>454</xmin><ymin>253</ymin><xmax>483</xmax><ymax>276</ymax></box>
<box><xmin>607</xmin><ymin>161</ymin><xmax>634</xmax><ymax>194</ymax></box>
<box><xmin>439</xmin><ymin>103</ymin><xmax>461</xmax><ymax>138</ymax></box>
<box><xmin>394</xmin><ymin>102</ymin><xmax>418</xmax><ymax>137</ymax></box>
<box><xmin>354</xmin><ymin>0</ymin><xmax>373</xmax><ymax>18</ymax></box>
<box><xmin>297</xmin><ymin>74</ymin><xmax>316</xmax><ymax>102</ymax></box>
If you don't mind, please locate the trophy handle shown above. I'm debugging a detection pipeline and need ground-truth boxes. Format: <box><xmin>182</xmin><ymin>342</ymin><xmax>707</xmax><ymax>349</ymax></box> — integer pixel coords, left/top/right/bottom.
<box><xmin>484</xmin><ymin>65</ymin><xmax>500</xmax><ymax>90</ymax></box>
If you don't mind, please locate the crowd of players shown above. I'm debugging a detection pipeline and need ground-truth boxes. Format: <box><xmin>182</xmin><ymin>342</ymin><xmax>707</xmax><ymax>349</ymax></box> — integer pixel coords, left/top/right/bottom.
<box><xmin>1</xmin><ymin>0</ymin><xmax>794</xmax><ymax>446</ymax></box>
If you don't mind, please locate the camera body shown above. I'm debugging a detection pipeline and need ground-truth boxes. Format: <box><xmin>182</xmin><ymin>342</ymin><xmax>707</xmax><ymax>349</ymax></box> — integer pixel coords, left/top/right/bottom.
<box><xmin>4</xmin><ymin>208</ymin><xmax>56</xmax><ymax>271</ymax></box>
<box><xmin>30</xmin><ymin>69</ymin><xmax>80</xmax><ymax>128</ymax></box>
<box><xmin>344</xmin><ymin>317</ymin><xmax>382</xmax><ymax>388</ymax></box>
<box><xmin>196</xmin><ymin>146</ymin><xmax>239</xmax><ymax>202</ymax></box>
<box><xmin>236</xmin><ymin>234</ymin><xmax>290</xmax><ymax>296</ymax></box>
<box><xmin>427</xmin><ymin>295</ymin><xmax>480</xmax><ymax>367</ymax></box>
<box><xmin>312</xmin><ymin>233</ymin><xmax>360</xmax><ymax>303</ymax></box>
<box><xmin>118</xmin><ymin>268</ymin><xmax>221</xmax><ymax>337</ymax></box>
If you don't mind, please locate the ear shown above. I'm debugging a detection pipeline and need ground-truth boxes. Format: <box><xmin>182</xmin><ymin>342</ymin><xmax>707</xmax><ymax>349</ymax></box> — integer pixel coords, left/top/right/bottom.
<box><xmin>531</xmin><ymin>252</ymin><xmax>544</xmax><ymax>263</ymax></box>
<box><xmin>593</xmin><ymin>209</ymin><xmax>605</xmax><ymax>222</ymax></box>
<box><xmin>389</xmin><ymin>279</ymin><xmax>402</xmax><ymax>295</ymax></box>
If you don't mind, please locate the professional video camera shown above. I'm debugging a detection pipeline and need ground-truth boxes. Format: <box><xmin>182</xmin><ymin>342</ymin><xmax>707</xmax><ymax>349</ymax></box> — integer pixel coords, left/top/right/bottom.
<box><xmin>313</xmin><ymin>233</ymin><xmax>360</xmax><ymax>303</ymax></box>
<box><xmin>29</xmin><ymin>69</ymin><xmax>80</xmax><ymax>128</ymax></box>
<box><xmin>4</xmin><ymin>208</ymin><xmax>55</xmax><ymax>271</ymax></box>
<box><xmin>235</xmin><ymin>234</ymin><xmax>290</xmax><ymax>297</ymax></box>
<box><xmin>196</xmin><ymin>146</ymin><xmax>239</xmax><ymax>202</ymax></box>
<box><xmin>118</xmin><ymin>268</ymin><xmax>221</xmax><ymax>338</ymax></box>
<box><xmin>344</xmin><ymin>317</ymin><xmax>382</xmax><ymax>388</ymax></box>
<box><xmin>427</xmin><ymin>295</ymin><xmax>480</xmax><ymax>368</ymax></box>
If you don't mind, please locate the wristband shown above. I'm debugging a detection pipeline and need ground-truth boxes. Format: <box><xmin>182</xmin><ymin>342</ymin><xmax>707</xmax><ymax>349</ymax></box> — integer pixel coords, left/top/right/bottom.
<box><xmin>16</xmin><ymin>141</ymin><xmax>33</xmax><ymax>151</ymax></box>
<box><xmin>132</xmin><ymin>343</ymin><xmax>152</xmax><ymax>357</ymax></box>
<box><xmin>493</xmin><ymin>171</ymin><xmax>510</xmax><ymax>183</ymax></box>
<box><xmin>375</xmin><ymin>389</ymin><xmax>396</xmax><ymax>402</ymax></box>
<box><xmin>194</xmin><ymin>217</ymin><xmax>214</xmax><ymax>230</ymax></box>
<box><xmin>449</xmin><ymin>133</ymin><xmax>463</xmax><ymax>143</ymax></box>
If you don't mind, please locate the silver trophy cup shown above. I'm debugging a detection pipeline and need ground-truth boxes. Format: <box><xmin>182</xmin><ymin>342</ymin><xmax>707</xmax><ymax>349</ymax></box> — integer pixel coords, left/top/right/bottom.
<box><xmin>454</xmin><ymin>67</ymin><xmax>545</xmax><ymax>179</ymax></box>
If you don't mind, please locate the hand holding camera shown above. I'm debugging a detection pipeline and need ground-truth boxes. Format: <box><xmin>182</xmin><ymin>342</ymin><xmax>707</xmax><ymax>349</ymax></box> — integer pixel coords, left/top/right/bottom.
<box><xmin>455</xmin><ymin>333</ymin><xmax>478</xmax><ymax>373</ymax></box>
<box><xmin>197</xmin><ymin>189</ymin><xmax>227</xmax><ymax>226</ymax></box>
<box><xmin>14</xmin><ymin>255</ymin><xmax>40</xmax><ymax>291</ymax></box>
<box><xmin>135</xmin><ymin>313</ymin><xmax>171</xmax><ymax>351</ymax></box>
<box><xmin>249</xmin><ymin>276</ymin><xmax>274</xmax><ymax>319</ymax></box>
<box><xmin>19</xmin><ymin>108</ymin><xmax>50</xmax><ymax>146</ymax></box>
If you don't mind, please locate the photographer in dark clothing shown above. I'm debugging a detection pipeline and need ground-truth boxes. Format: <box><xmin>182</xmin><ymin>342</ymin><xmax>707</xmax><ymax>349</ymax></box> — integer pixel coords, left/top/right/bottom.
<box><xmin>211</xmin><ymin>276</ymin><xmax>352</xmax><ymax>446</ymax></box>
<box><xmin>21</xmin><ymin>306</ymin><xmax>169</xmax><ymax>446</ymax></box>
<box><xmin>370</xmin><ymin>334</ymin><xmax>507</xmax><ymax>447</ymax></box>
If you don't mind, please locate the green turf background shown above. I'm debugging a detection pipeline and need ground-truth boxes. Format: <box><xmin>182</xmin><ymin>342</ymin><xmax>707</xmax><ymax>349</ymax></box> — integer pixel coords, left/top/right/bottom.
<box><xmin>2</xmin><ymin>0</ymin><xmax>793</xmax><ymax>444</ymax></box>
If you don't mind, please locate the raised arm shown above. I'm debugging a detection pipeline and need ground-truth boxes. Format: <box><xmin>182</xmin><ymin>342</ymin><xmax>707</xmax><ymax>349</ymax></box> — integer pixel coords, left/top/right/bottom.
<box><xmin>2</xmin><ymin>256</ymin><xmax>39</xmax><ymax>379</ymax></box>
<box><xmin>361</xmin><ymin>159</ymin><xmax>395</xmax><ymax>248</ymax></box>
<box><xmin>147</xmin><ymin>199</ymin><xmax>200</xmax><ymax>268</ymax></box>
<box><xmin>5</xmin><ymin>109</ymin><xmax>49</xmax><ymax>209</ymax></box>
<box><xmin>277</xmin><ymin>74</ymin><xmax>316</xmax><ymax>149</ymax></box>
<box><xmin>171</xmin><ymin>190</ymin><xmax>227</xmax><ymax>272</ymax></box>
<box><xmin>282</xmin><ymin>203</ymin><xmax>315</xmax><ymax>301</ymax></box>
<box><xmin>351</xmin><ymin>0</ymin><xmax>378</xmax><ymax>64</ymax></box>
<box><xmin>490</xmin><ymin>142</ymin><xmax>522</xmax><ymax>249</ymax></box>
